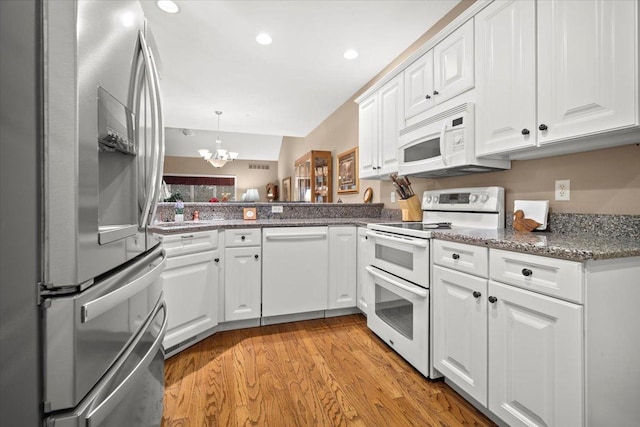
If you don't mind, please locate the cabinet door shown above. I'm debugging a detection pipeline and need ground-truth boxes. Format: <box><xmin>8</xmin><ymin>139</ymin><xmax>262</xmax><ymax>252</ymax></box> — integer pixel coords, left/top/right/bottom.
<box><xmin>433</xmin><ymin>266</ymin><xmax>488</xmax><ymax>406</ymax></box>
<box><xmin>433</xmin><ymin>19</ymin><xmax>474</xmax><ymax>105</ymax></box>
<box><xmin>404</xmin><ymin>50</ymin><xmax>434</xmax><ymax>119</ymax></box>
<box><xmin>488</xmin><ymin>281</ymin><xmax>583</xmax><ymax>427</ymax></box>
<box><xmin>475</xmin><ymin>0</ymin><xmax>536</xmax><ymax>156</ymax></box>
<box><xmin>358</xmin><ymin>94</ymin><xmax>379</xmax><ymax>178</ymax></box>
<box><xmin>356</xmin><ymin>227</ymin><xmax>370</xmax><ymax>312</ymax></box>
<box><xmin>378</xmin><ymin>75</ymin><xmax>404</xmax><ymax>176</ymax></box>
<box><xmin>224</xmin><ymin>246</ymin><xmax>261</xmax><ymax>321</ymax></box>
<box><xmin>162</xmin><ymin>250</ymin><xmax>218</xmax><ymax>349</ymax></box>
<box><xmin>537</xmin><ymin>0</ymin><xmax>638</xmax><ymax>145</ymax></box>
<box><xmin>328</xmin><ymin>227</ymin><xmax>357</xmax><ymax>309</ymax></box>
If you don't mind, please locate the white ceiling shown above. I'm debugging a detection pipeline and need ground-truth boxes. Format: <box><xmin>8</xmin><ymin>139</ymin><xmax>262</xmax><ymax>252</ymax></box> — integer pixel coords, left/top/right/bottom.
<box><xmin>141</xmin><ymin>0</ymin><xmax>460</xmax><ymax>159</ymax></box>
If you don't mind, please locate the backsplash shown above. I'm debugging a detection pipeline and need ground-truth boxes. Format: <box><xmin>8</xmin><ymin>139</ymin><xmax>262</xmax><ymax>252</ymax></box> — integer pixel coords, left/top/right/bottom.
<box><xmin>506</xmin><ymin>212</ymin><xmax>640</xmax><ymax>239</ymax></box>
<box><xmin>155</xmin><ymin>202</ymin><xmax>384</xmax><ymax>222</ymax></box>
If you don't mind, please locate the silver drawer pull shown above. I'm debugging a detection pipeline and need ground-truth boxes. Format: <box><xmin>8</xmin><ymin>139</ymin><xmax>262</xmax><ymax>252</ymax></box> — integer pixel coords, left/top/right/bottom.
<box><xmin>181</xmin><ymin>235</ymin><xmax>194</xmax><ymax>239</ymax></box>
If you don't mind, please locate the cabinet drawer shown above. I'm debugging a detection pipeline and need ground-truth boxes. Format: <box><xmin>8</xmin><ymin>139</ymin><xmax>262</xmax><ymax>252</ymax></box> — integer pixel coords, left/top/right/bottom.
<box><xmin>224</xmin><ymin>228</ymin><xmax>261</xmax><ymax>247</ymax></box>
<box><xmin>158</xmin><ymin>231</ymin><xmax>218</xmax><ymax>257</ymax></box>
<box><xmin>433</xmin><ymin>240</ymin><xmax>488</xmax><ymax>278</ymax></box>
<box><xmin>489</xmin><ymin>249</ymin><xmax>584</xmax><ymax>304</ymax></box>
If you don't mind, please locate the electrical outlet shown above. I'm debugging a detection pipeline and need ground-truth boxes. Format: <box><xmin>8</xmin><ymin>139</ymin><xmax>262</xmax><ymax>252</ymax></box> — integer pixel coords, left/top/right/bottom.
<box><xmin>555</xmin><ymin>179</ymin><xmax>570</xmax><ymax>201</ymax></box>
<box><xmin>390</xmin><ymin>191</ymin><xmax>396</xmax><ymax>203</ymax></box>
<box><xmin>271</xmin><ymin>205</ymin><xmax>283</xmax><ymax>213</ymax></box>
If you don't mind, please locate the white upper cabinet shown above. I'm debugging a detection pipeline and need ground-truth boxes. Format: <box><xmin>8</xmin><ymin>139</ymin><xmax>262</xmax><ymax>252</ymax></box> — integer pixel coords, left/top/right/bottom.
<box><xmin>475</xmin><ymin>0</ymin><xmax>536</xmax><ymax>156</ymax></box>
<box><xmin>358</xmin><ymin>74</ymin><xmax>404</xmax><ymax>179</ymax></box>
<box><xmin>404</xmin><ymin>50</ymin><xmax>434</xmax><ymax>119</ymax></box>
<box><xmin>433</xmin><ymin>19</ymin><xmax>475</xmax><ymax>105</ymax></box>
<box><xmin>537</xmin><ymin>0</ymin><xmax>638</xmax><ymax>145</ymax></box>
<box><xmin>476</xmin><ymin>0</ymin><xmax>639</xmax><ymax>158</ymax></box>
<box><xmin>378</xmin><ymin>75</ymin><xmax>404</xmax><ymax>177</ymax></box>
<box><xmin>404</xmin><ymin>19</ymin><xmax>475</xmax><ymax>120</ymax></box>
<box><xmin>358</xmin><ymin>94</ymin><xmax>378</xmax><ymax>177</ymax></box>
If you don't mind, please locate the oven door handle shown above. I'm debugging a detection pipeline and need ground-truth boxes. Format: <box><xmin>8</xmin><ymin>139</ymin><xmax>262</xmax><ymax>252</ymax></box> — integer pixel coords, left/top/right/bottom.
<box><xmin>365</xmin><ymin>266</ymin><xmax>428</xmax><ymax>298</ymax></box>
<box><xmin>365</xmin><ymin>231</ymin><xmax>429</xmax><ymax>248</ymax></box>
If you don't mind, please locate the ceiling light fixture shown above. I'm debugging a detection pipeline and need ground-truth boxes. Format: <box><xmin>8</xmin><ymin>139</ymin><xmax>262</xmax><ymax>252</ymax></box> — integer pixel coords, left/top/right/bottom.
<box><xmin>198</xmin><ymin>111</ymin><xmax>238</xmax><ymax>168</ymax></box>
<box><xmin>343</xmin><ymin>49</ymin><xmax>359</xmax><ymax>60</ymax></box>
<box><xmin>157</xmin><ymin>0</ymin><xmax>179</xmax><ymax>14</ymax></box>
<box><xmin>256</xmin><ymin>33</ymin><xmax>273</xmax><ymax>45</ymax></box>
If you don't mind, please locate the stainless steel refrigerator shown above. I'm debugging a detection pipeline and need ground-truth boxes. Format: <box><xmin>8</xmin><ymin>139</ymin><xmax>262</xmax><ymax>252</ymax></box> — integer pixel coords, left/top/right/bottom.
<box><xmin>1</xmin><ymin>1</ymin><xmax>167</xmax><ymax>425</ymax></box>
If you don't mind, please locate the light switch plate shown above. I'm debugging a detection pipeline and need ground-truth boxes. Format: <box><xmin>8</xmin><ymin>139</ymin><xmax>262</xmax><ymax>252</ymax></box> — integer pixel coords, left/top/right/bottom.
<box><xmin>391</xmin><ymin>191</ymin><xmax>396</xmax><ymax>203</ymax></box>
<box><xmin>271</xmin><ymin>205</ymin><xmax>283</xmax><ymax>213</ymax></box>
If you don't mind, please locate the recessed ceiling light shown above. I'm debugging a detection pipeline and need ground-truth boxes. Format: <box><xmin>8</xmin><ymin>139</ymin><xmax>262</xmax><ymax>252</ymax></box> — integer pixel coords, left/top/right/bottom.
<box><xmin>343</xmin><ymin>49</ymin><xmax>359</xmax><ymax>60</ymax></box>
<box><xmin>256</xmin><ymin>33</ymin><xmax>273</xmax><ymax>45</ymax></box>
<box><xmin>157</xmin><ymin>0</ymin><xmax>179</xmax><ymax>14</ymax></box>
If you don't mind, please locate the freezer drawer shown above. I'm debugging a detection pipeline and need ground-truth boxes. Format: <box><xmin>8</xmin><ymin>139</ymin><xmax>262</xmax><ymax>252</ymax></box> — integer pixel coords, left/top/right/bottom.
<box><xmin>45</xmin><ymin>297</ymin><xmax>167</xmax><ymax>427</ymax></box>
<box><xmin>43</xmin><ymin>246</ymin><xmax>166</xmax><ymax>412</ymax></box>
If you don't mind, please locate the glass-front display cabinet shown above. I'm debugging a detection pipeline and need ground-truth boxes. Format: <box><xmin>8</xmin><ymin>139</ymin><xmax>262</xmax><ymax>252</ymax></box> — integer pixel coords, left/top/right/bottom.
<box><xmin>294</xmin><ymin>150</ymin><xmax>332</xmax><ymax>202</ymax></box>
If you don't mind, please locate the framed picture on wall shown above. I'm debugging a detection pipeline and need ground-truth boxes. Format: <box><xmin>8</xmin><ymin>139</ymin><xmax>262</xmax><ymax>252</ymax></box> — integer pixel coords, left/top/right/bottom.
<box><xmin>337</xmin><ymin>147</ymin><xmax>359</xmax><ymax>194</ymax></box>
<box><xmin>282</xmin><ymin>176</ymin><xmax>291</xmax><ymax>201</ymax></box>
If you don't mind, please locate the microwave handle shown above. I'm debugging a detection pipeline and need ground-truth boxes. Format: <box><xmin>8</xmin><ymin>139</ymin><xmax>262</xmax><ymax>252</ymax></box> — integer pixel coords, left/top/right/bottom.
<box><xmin>439</xmin><ymin>120</ymin><xmax>448</xmax><ymax>165</ymax></box>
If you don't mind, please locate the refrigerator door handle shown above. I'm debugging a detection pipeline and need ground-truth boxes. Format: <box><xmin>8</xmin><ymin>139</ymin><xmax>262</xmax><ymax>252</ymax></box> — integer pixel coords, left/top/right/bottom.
<box><xmin>146</xmin><ymin>44</ymin><xmax>165</xmax><ymax>225</ymax></box>
<box><xmin>81</xmin><ymin>249</ymin><xmax>166</xmax><ymax>323</ymax></box>
<box><xmin>85</xmin><ymin>299</ymin><xmax>168</xmax><ymax>427</ymax></box>
<box><xmin>137</xmin><ymin>30</ymin><xmax>161</xmax><ymax>230</ymax></box>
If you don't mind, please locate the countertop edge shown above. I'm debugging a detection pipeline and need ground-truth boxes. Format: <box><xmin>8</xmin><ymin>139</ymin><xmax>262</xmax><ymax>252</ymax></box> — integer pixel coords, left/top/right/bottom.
<box><xmin>150</xmin><ymin>220</ymin><xmax>640</xmax><ymax>261</ymax></box>
<box><xmin>430</xmin><ymin>231</ymin><xmax>640</xmax><ymax>261</ymax></box>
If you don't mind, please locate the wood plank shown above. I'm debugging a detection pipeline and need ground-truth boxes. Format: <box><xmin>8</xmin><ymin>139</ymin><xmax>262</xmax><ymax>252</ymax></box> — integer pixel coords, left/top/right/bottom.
<box><xmin>162</xmin><ymin>314</ymin><xmax>496</xmax><ymax>427</ymax></box>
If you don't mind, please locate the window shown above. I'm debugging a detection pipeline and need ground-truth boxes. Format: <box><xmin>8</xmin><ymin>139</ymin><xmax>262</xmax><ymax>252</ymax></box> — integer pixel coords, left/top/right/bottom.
<box><xmin>163</xmin><ymin>175</ymin><xmax>236</xmax><ymax>202</ymax></box>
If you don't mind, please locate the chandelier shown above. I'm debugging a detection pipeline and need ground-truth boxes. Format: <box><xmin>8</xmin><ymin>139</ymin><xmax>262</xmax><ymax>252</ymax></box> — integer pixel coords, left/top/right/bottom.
<box><xmin>198</xmin><ymin>110</ymin><xmax>238</xmax><ymax>168</ymax></box>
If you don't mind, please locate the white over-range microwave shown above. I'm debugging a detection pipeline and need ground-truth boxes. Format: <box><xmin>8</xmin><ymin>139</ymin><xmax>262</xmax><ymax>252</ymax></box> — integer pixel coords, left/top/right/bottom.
<box><xmin>398</xmin><ymin>102</ymin><xmax>510</xmax><ymax>177</ymax></box>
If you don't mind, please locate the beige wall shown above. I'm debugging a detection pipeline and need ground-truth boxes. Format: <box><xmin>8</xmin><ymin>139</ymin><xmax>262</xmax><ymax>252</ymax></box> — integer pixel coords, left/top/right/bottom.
<box><xmin>276</xmin><ymin>0</ymin><xmax>640</xmax><ymax>215</ymax></box>
<box><xmin>164</xmin><ymin>156</ymin><xmax>279</xmax><ymax>201</ymax></box>
<box><xmin>380</xmin><ymin>144</ymin><xmax>640</xmax><ymax>215</ymax></box>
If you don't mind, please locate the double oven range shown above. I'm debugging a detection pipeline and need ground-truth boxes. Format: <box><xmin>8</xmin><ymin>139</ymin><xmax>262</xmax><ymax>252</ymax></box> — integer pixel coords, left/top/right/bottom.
<box><xmin>365</xmin><ymin>187</ymin><xmax>505</xmax><ymax>377</ymax></box>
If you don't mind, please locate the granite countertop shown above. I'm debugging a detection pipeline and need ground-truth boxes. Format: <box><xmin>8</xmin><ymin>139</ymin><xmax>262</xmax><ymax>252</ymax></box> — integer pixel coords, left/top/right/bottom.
<box><xmin>151</xmin><ymin>217</ymin><xmax>640</xmax><ymax>261</ymax></box>
<box><xmin>431</xmin><ymin>228</ymin><xmax>640</xmax><ymax>261</ymax></box>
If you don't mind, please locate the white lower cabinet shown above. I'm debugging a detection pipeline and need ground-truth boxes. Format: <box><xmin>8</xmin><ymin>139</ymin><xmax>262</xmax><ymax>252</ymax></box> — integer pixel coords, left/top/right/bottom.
<box><xmin>487</xmin><ymin>280</ymin><xmax>583</xmax><ymax>427</ymax></box>
<box><xmin>433</xmin><ymin>240</ymin><xmax>584</xmax><ymax>427</ymax></box>
<box><xmin>224</xmin><ymin>230</ymin><xmax>262</xmax><ymax>321</ymax></box>
<box><xmin>328</xmin><ymin>226</ymin><xmax>357</xmax><ymax>309</ymax></box>
<box><xmin>158</xmin><ymin>231</ymin><xmax>219</xmax><ymax>350</ymax></box>
<box><xmin>356</xmin><ymin>227</ymin><xmax>370</xmax><ymax>313</ymax></box>
<box><xmin>433</xmin><ymin>265</ymin><xmax>488</xmax><ymax>405</ymax></box>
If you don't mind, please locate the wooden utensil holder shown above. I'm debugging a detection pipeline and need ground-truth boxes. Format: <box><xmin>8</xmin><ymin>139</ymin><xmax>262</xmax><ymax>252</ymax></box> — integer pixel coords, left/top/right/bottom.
<box><xmin>398</xmin><ymin>195</ymin><xmax>423</xmax><ymax>222</ymax></box>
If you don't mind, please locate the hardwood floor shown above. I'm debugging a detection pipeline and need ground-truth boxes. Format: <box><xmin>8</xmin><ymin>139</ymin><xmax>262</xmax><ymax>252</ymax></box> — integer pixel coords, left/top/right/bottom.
<box><xmin>162</xmin><ymin>314</ymin><xmax>495</xmax><ymax>427</ymax></box>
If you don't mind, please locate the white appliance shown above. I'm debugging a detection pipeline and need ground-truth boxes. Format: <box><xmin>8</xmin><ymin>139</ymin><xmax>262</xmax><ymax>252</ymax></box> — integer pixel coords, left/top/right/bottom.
<box><xmin>398</xmin><ymin>102</ymin><xmax>510</xmax><ymax>178</ymax></box>
<box><xmin>366</xmin><ymin>187</ymin><xmax>505</xmax><ymax>377</ymax></box>
<box><xmin>39</xmin><ymin>2</ymin><xmax>167</xmax><ymax>425</ymax></box>
<box><xmin>262</xmin><ymin>227</ymin><xmax>329</xmax><ymax>319</ymax></box>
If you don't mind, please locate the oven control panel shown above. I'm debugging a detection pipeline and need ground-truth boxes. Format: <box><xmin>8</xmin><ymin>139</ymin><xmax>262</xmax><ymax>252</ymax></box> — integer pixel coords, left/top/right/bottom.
<box><xmin>422</xmin><ymin>186</ymin><xmax>504</xmax><ymax>212</ymax></box>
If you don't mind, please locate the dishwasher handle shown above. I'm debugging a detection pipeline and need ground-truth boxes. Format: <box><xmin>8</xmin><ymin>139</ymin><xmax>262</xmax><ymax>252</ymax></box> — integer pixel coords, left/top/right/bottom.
<box><xmin>265</xmin><ymin>232</ymin><xmax>327</xmax><ymax>241</ymax></box>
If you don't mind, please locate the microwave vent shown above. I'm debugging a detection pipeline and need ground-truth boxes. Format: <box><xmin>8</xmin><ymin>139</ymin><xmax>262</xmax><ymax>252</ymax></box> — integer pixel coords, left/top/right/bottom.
<box><xmin>400</xmin><ymin>102</ymin><xmax>470</xmax><ymax>136</ymax></box>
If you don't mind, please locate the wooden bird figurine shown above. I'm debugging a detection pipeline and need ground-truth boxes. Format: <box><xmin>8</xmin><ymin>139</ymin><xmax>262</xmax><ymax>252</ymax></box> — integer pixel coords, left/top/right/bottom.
<box><xmin>513</xmin><ymin>210</ymin><xmax>542</xmax><ymax>232</ymax></box>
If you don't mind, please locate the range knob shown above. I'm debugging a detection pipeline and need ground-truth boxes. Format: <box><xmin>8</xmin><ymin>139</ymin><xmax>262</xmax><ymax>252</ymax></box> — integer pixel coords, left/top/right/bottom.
<box><xmin>469</xmin><ymin>194</ymin><xmax>478</xmax><ymax>203</ymax></box>
<box><xmin>480</xmin><ymin>194</ymin><xmax>489</xmax><ymax>202</ymax></box>
<box><xmin>432</xmin><ymin>196</ymin><xmax>439</xmax><ymax>204</ymax></box>
<box><xmin>426</xmin><ymin>196</ymin><xmax>432</xmax><ymax>203</ymax></box>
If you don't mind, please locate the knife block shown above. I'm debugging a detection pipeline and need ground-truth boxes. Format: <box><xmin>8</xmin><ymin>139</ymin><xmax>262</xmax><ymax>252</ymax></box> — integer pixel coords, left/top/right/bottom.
<box><xmin>398</xmin><ymin>195</ymin><xmax>423</xmax><ymax>222</ymax></box>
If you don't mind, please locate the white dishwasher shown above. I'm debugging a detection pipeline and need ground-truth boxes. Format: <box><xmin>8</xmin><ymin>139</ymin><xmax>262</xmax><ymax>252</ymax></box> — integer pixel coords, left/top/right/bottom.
<box><xmin>262</xmin><ymin>227</ymin><xmax>329</xmax><ymax>318</ymax></box>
